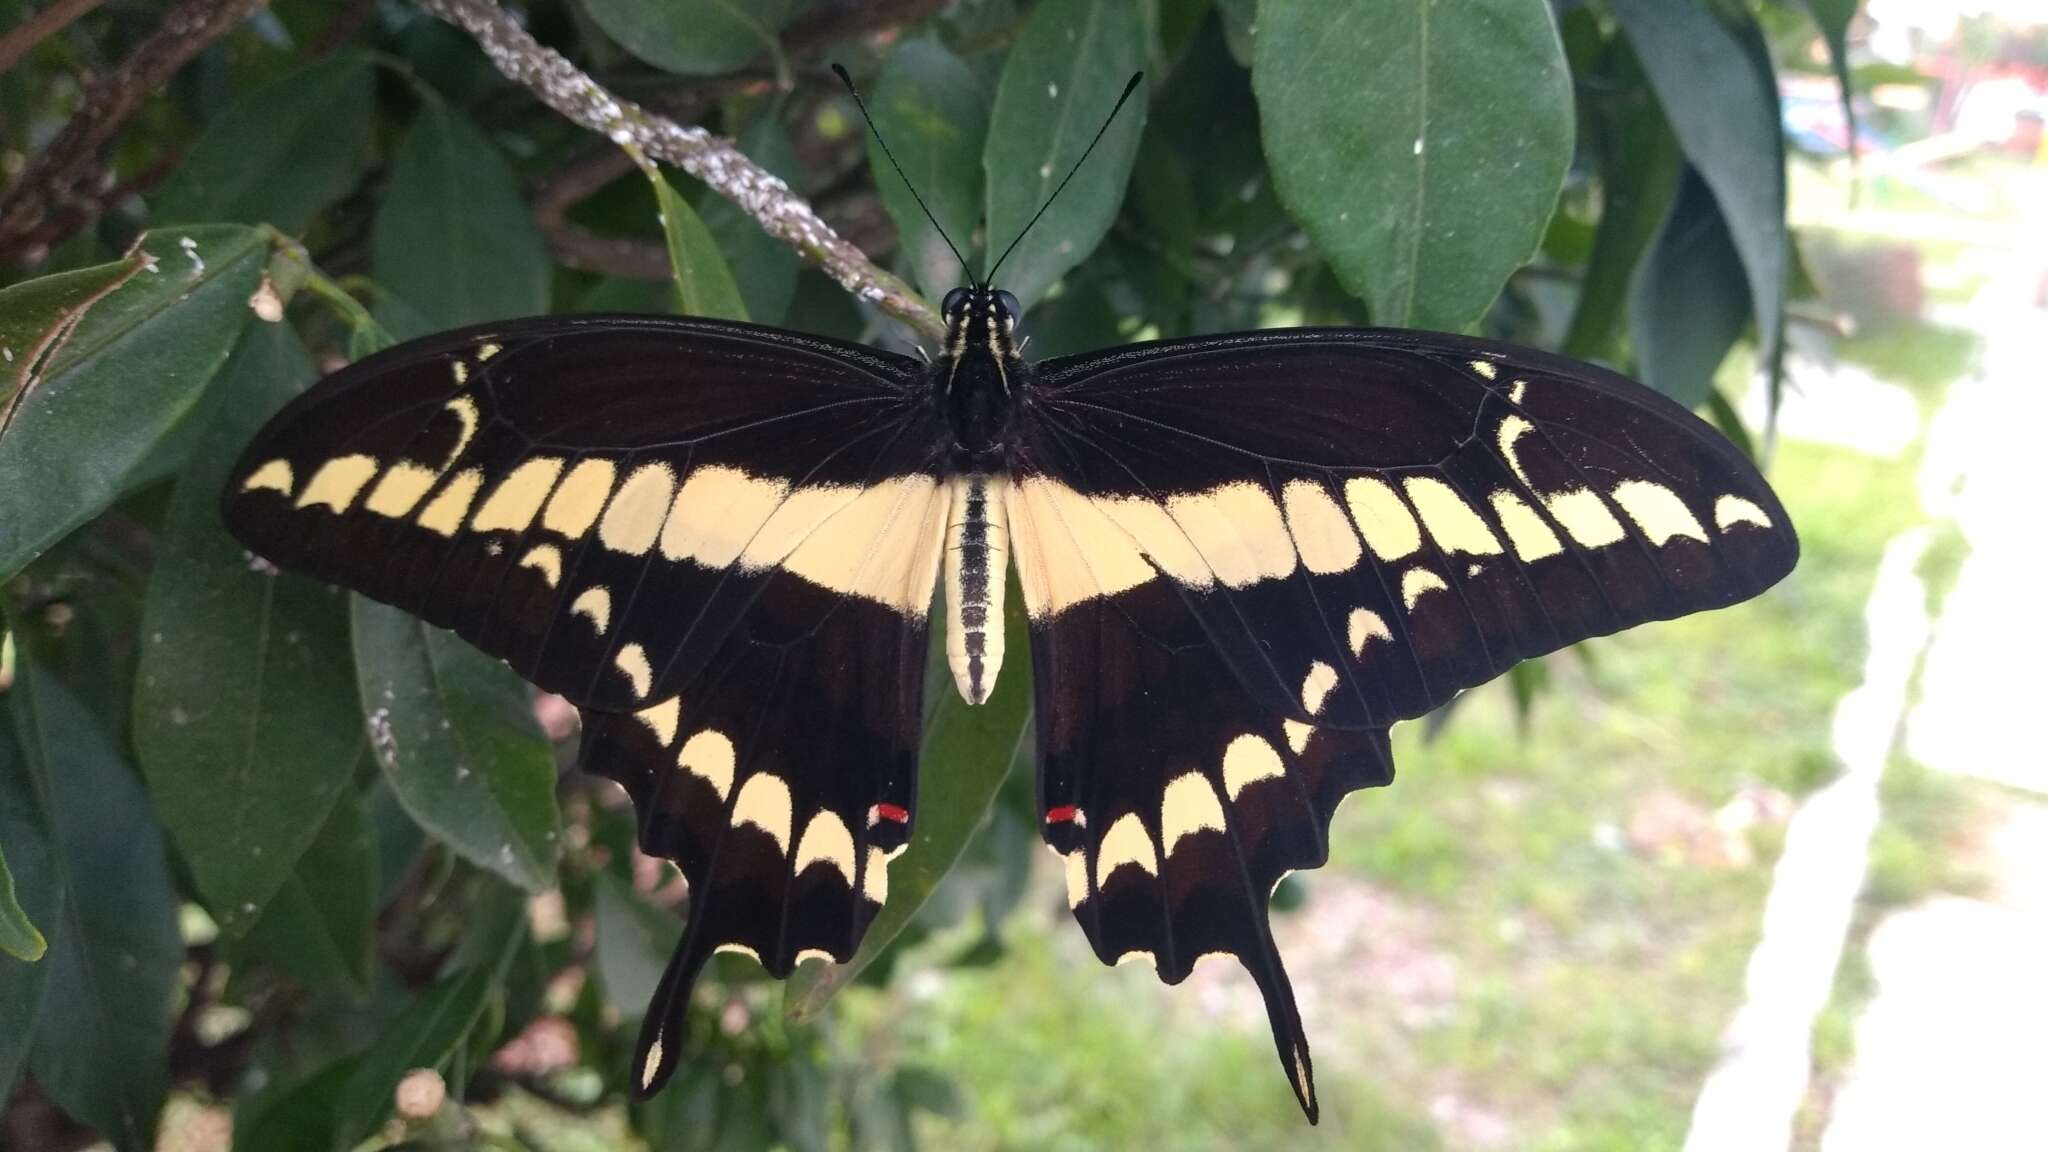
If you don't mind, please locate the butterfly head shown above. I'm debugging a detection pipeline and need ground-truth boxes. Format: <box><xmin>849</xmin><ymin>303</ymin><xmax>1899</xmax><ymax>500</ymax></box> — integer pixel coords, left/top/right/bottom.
<box><xmin>941</xmin><ymin>284</ymin><xmax>1022</xmax><ymax>364</ymax></box>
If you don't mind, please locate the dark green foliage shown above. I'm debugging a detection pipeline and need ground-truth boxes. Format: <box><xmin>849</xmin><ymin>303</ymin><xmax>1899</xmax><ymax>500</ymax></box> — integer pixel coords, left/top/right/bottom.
<box><xmin>0</xmin><ymin>0</ymin><xmax>1831</xmax><ymax>1145</ymax></box>
<box><xmin>1256</xmin><ymin>0</ymin><xmax>1575</xmax><ymax>330</ymax></box>
<box><xmin>134</xmin><ymin>323</ymin><xmax>363</xmax><ymax>937</ymax></box>
<box><xmin>351</xmin><ymin>598</ymin><xmax>562</xmax><ymax>893</ymax></box>
<box><xmin>7</xmin><ymin>661</ymin><xmax>182</xmax><ymax>1151</ymax></box>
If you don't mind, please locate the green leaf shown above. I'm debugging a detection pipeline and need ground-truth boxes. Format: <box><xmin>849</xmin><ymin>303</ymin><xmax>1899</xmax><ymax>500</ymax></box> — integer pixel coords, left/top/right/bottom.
<box><xmin>331</xmin><ymin>964</ymin><xmax>497</xmax><ymax>1150</ymax></box>
<box><xmin>785</xmin><ymin>580</ymin><xmax>1033</xmax><ymax>1019</ymax></box>
<box><xmin>133</xmin><ymin>323</ymin><xmax>361</xmax><ymax>936</ymax></box>
<box><xmin>644</xmin><ymin>163</ymin><xmax>749</xmax><ymax>322</ymax></box>
<box><xmin>0</xmin><ymin>709</ymin><xmax>57</xmax><ymax>1098</ymax></box>
<box><xmin>1803</xmin><ymin>0</ymin><xmax>1859</xmax><ymax>162</ymax></box>
<box><xmin>1130</xmin><ymin>132</ymin><xmax>1198</xmax><ymax>272</ymax></box>
<box><xmin>982</xmin><ymin>0</ymin><xmax>1148</xmax><ymax>308</ymax></box>
<box><xmin>0</xmin><ymin>226</ymin><xmax>266</xmax><ymax>581</ymax></box>
<box><xmin>10</xmin><ymin>658</ymin><xmax>181</xmax><ymax>1152</ymax></box>
<box><xmin>6</xmin><ymin>531</ymin><xmax>152</xmax><ymax>734</ymax></box>
<box><xmin>591</xmin><ymin>870</ymin><xmax>679</xmax><ymax>1018</ymax></box>
<box><xmin>371</xmin><ymin>100</ymin><xmax>550</xmax><ymax>337</ymax></box>
<box><xmin>369</xmin><ymin>777</ymin><xmax>429</xmax><ymax>906</ymax></box>
<box><xmin>580</xmin><ymin>0</ymin><xmax>792</xmax><ymax>76</ymax></box>
<box><xmin>1610</xmin><ymin>0</ymin><xmax>1786</xmax><ymax>364</ymax></box>
<box><xmin>153</xmin><ymin>55</ymin><xmax>374</xmax><ymax>232</ymax></box>
<box><xmin>1255</xmin><ymin>0</ymin><xmax>1575</xmax><ymax>330</ymax></box>
<box><xmin>1019</xmin><ymin>280</ymin><xmax>1121</xmax><ymax>359</ymax></box>
<box><xmin>699</xmin><ymin>116</ymin><xmax>803</xmax><ymax>326</ymax></box>
<box><xmin>1215</xmin><ymin>0</ymin><xmax>1258</xmax><ymax>65</ymax></box>
<box><xmin>868</xmin><ymin>40</ymin><xmax>990</xmax><ymax>302</ymax></box>
<box><xmin>1630</xmin><ymin>169</ymin><xmax>1751</xmax><ymax>409</ymax></box>
<box><xmin>234</xmin><ymin>1055</ymin><xmax>359</xmax><ymax>1152</ymax></box>
<box><xmin>230</xmin><ymin>783</ymin><xmax>377</xmax><ymax>998</ymax></box>
<box><xmin>1562</xmin><ymin>41</ymin><xmax>1683</xmax><ymax>362</ymax></box>
<box><xmin>1155</xmin><ymin>18</ymin><xmax>1264</xmax><ymax>233</ymax></box>
<box><xmin>0</xmin><ymin>838</ymin><xmax>42</xmax><ymax>963</ymax></box>
<box><xmin>351</xmin><ymin>598</ymin><xmax>560</xmax><ymax>892</ymax></box>
<box><xmin>577</xmin><ymin>275</ymin><xmax>679</xmax><ymax>315</ymax></box>
<box><xmin>0</xmin><ymin>254</ymin><xmax>146</xmax><ymax>416</ymax></box>
<box><xmin>1706</xmin><ymin>385</ymin><xmax>1755</xmax><ymax>461</ymax></box>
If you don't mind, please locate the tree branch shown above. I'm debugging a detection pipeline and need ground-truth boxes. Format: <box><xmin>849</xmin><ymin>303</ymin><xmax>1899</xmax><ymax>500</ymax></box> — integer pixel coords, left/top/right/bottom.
<box><xmin>414</xmin><ymin>0</ymin><xmax>943</xmax><ymax>342</ymax></box>
<box><xmin>0</xmin><ymin>0</ymin><xmax>270</xmax><ymax>265</ymax></box>
<box><xmin>0</xmin><ymin>0</ymin><xmax>109</xmax><ymax>74</ymax></box>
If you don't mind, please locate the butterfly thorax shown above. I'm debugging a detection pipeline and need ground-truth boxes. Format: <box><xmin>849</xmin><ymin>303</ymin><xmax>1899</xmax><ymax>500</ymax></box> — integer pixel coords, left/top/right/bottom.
<box><xmin>936</xmin><ymin>285</ymin><xmax>1023</xmax><ymax>470</ymax></box>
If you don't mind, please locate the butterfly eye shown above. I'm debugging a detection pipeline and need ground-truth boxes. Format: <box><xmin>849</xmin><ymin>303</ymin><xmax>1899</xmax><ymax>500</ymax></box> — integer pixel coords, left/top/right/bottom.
<box><xmin>941</xmin><ymin>287</ymin><xmax>970</xmax><ymax>315</ymax></box>
<box><xmin>994</xmin><ymin>290</ymin><xmax>1021</xmax><ymax>319</ymax></box>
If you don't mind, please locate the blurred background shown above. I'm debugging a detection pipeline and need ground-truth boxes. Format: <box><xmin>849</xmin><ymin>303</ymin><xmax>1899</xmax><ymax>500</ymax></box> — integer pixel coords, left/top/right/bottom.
<box><xmin>2</xmin><ymin>0</ymin><xmax>2046</xmax><ymax>1149</ymax></box>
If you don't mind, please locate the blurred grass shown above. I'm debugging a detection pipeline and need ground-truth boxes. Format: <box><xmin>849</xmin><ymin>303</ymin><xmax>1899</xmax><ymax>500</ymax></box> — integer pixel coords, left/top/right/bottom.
<box><xmin>902</xmin><ymin>931</ymin><xmax>1442</xmax><ymax>1151</ymax></box>
<box><xmin>1833</xmin><ymin>321</ymin><xmax>1979</xmax><ymax>413</ymax></box>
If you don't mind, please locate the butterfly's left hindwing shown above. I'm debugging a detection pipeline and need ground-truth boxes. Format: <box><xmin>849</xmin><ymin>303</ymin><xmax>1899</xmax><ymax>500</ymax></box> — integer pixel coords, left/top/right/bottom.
<box><xmin>221</xmin><ymin>315</ymin><xmax>948</xmax><ymax>1098</ymax></box>
<box><xmin>1008</xmin><ymin>329</ymin><xmax>1798</xmax><ymax>1118</ymax></box>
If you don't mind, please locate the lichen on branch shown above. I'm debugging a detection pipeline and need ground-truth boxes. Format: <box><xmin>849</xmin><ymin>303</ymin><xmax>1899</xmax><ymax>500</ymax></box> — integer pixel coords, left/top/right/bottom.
<box><xmin>413</xmin><ymin>0</ymin><xmax>944</xmax><ymax>343</ymax></box>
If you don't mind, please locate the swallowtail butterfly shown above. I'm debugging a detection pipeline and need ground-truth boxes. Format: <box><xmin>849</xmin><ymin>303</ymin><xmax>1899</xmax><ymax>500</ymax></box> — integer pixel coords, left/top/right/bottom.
<box><xmin>222</xmin><ymin>70</ymin><xmax>1797</xmax><ymax>1122</ymax></box>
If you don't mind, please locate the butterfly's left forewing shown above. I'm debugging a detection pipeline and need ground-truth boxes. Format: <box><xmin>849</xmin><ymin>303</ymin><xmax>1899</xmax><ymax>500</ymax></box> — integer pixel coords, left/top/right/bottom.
<box><xmin>1008</xmin><ymin>329</ymin><xmax>1798</xmax><ymax>1119</ymax></box>
<box><xmin>222</xmin><ymin>315</ymin><xmax>950</xmax><ymax>1097</ymax></box>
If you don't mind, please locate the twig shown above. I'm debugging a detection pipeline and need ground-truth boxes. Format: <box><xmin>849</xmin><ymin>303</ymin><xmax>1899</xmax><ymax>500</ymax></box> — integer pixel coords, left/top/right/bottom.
<box><xmin>301</xmin><ymin>0</ymin><xmax>376</xmax><ymax>61</ymax></box>
<box><xmin>779</xmin><ymin>0</ymin><xmax>946</xmax><ymax>57</ymax></box>
<box><xmin>524</xmin><ymin>0</ymin><xmax>941</xmax><ymax>285</ymax></box>
<box><xmin>0</xmin><ymin>0</ymin><xmax>108</xmax><ymax>74</ymax></box>
<box><xmin>0</xmin><ymin>0</ymin><xmax>270</xmax><ymax>265</ymax></box>
<box><xmin>5</xmin><ymin>148</ymin><xmax>183</xmax><ymax>259</ymax></box>
<box><xmin>544</xmin><ymin>220</ymin><xmax>672</xmax><ymax>281</ymax></box>
<box><xmin>414</xmin><ymin>0</ymin><xmax>942</xmax><ymax>342</ymax></box>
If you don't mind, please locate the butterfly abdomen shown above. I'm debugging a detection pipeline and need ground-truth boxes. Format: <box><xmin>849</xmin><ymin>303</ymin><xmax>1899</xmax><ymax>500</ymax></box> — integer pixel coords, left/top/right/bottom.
<box><xmin>944</xmin><ymin>472</ymin><xmax>1009</xmax><ymax>704</ymax></box>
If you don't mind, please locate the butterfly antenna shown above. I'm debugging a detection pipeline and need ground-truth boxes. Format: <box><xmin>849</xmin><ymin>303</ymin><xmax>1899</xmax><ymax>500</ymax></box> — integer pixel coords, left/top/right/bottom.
<box><xmin>833</xmin><ymin>63</ymin><xmax>973</xmax><ymax>283</ymax></box>
<box><xmin>985</xmin><ymin>71</ymin><xmax>1145</xmax><ymax>285</ymax></box>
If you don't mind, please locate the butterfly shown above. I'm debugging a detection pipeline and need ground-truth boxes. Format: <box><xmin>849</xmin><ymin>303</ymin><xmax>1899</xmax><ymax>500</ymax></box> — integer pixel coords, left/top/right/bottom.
<box><xmin>220</xmin><ymin>70</ymin><xmax>1797</xmax><ymax>1123</ymax></box>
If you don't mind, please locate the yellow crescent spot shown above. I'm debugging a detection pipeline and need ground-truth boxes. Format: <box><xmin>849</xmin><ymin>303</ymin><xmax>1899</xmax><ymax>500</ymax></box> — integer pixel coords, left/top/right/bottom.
<box><xmin>732</xmin><ymin>773</ymin><xmax>793</xmax><ymax>852</ymax></box>
<box><xmin>1222</xmin><ymin>734</ymin><xmax>1285</xmax><ymax>799</ymax></box>
<box><xmin>517</xmin><ymin>545</ymin><xmax>562</xmax><ymax>587</ymax></box>
<box><xmin>1065</xmin><ymin>849</ymin><xmax>1090</xmax><ymax>908</ymax></box>
<box><xmin>678</xmin><ymin>730</ymin><xmax>735</xmax><ymax>801</ymax></box>
<box><xmin>613</xmin><ymin>642</ymin><xmax>652</xmax><ymax>698</ymax></box>
<box><xmin>1095</xmin><ymin>814</ymin><xmax>1160</xmax><ymax>885</ymax></box>
<box><xmin>1301</xmin><ymin>661</ymin><xmax>1339</xmax><ymax>716</ymax></box>
<box><xmin>1160</xmin><ymin>773</ymin><xmax>1226</xmax><ymax>857</ymax></box>
<box><xmin>1283</xmin><ymin>720</ymin><xmax>1314</xmax><ymax>755</ymax></box>
<box><xmin>635</xmin><ymin>698</ymin><xmax>679</xmax><ymax>746</ymax></box>
<box><xmin>1714</xmin><ymin>494</ymin><xmax>1773</xmax><ymax>531</ymax></box>
<box><xmin>241</xmin><ymin>458</ymin><xmax>295</xmax><ymax>496</ymax></box>
<box><xmin>1347</xmin><ymin>608</ymin><xmax>1391</xmax><ymax>655</ymax></box>
<box><xmin>794</xmin><ymin>811</ymin><xmax>856</xmax><ymax>883</ymax></box>
<box><xmin>295</xmin><ymin>455</ymin><xmax>378</xmax><ymax>511</ymax></box>
<box><xmin>1612</xmin><ymin>480</ymin><xmax>1709</xmax><ymax>545</ymax></box>
<box><xmin>1401</xmin><ymin>567</ymin><xmax>1448</xmax><ymax>609</ymax></box>
<box><xmin>440</xmin><ymin>397</ymin><xmax>479</xmax><ymax>466</ymax></box>
<box><xmin>570</xmin><ymin>587</ymin><xmax>611</xmax><ymax>634</ymax></box>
